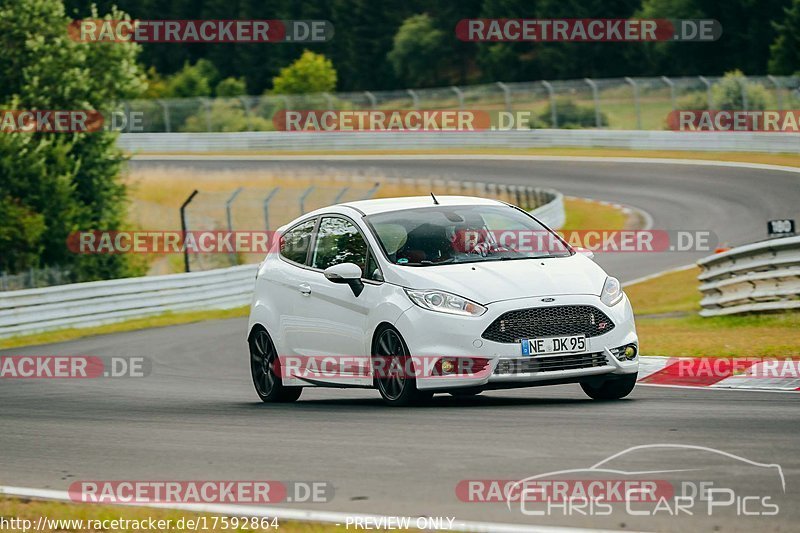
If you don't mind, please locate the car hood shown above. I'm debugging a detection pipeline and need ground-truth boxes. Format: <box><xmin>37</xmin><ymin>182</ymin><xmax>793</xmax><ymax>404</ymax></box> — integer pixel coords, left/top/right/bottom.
<box><xmin>388</xmin><ymin>254</ymin><xmax>608</xmax><ymax>305</ymax></box>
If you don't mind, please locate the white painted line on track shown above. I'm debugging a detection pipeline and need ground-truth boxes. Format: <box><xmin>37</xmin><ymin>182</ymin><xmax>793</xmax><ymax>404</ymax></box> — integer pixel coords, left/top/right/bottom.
<box><xmin>0</xmin><ymin>485</ymin><xmax>623</xmax><ymax>533</ymax></box>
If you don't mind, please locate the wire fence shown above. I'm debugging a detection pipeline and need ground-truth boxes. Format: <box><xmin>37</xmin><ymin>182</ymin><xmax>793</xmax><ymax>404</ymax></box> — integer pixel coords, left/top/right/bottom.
<box><xmin>1</xmin><ymin>171</ymin><xmax>559</xmax><ymax>289</ymax></box>
<box><xmin>180</xmin><ymin>177</ymin><xmax>554</xmax><ymax>272</ymax></box>
<box><xmin>121</xmin><ymin>75</ymin><xmax>800</xmax><ymax>133</ymax></box>
<box><xmin>0</xmin><ymin>266</ymin><xmax>74</xmax><ymax>292</ymax></box>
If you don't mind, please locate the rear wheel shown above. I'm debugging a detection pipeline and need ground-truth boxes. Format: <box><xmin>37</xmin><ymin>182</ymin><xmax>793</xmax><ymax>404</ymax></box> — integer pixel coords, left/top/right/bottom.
<box><xmin>581</xmin><ymin>373</ymin><xmax>637</xmax><ymax>400</ymax></box>
<box><xmin>373</xmin><ymin>326</ymin><xmax>431</xmax><ymax>406</ymax></box>
<box><xmin>250</xmin><ymin>327</ymin><xmax>302</xmax><ymax>403</ymax></box>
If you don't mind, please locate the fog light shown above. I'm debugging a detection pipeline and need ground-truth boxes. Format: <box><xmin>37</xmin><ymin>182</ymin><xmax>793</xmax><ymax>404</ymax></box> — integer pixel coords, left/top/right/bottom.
<box><xmin>613</xmin><ymin>344</ymin><xmax>638</xmax><ymax>361</ymax></box>
<box><xmin>440</xmin><ymin>359</ymin><xmax>455</xmax><ymax>373</ymax></box>
<box><xmin>624</xmin><ymin>344</ymin><xmax>638</xmax><ymax>360</ymax></box>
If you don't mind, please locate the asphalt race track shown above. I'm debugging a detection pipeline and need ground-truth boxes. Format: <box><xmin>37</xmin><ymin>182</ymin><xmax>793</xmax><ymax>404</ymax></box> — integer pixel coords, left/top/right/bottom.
<box><xmin>1</xmin><ymin>157</ymin><xmax>798</xmax><ymax>531</ymax></box>
<box><xmin>129</xmin><ymin>156</ymin><xmax>800</xmax><ymax>282</ymax></box>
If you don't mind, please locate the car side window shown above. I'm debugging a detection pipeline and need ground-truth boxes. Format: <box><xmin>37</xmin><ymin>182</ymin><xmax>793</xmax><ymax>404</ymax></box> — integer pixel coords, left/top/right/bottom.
<box><xmin>312</xmin><ymin>217</ymin><xmax>368</xmax><ymax>274</ymax></box>
<box><xmin>279</xmin><ymin>218</ymin><xmax>316</xmax><ymax>265</ymax></box>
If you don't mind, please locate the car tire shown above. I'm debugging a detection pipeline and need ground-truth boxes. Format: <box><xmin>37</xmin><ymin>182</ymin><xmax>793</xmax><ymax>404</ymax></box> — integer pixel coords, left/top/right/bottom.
<box><xmin>249</xmin><ymin>327</ymin><xmax>302</xmax><ymax>403</ymax></box>
<box><xmin>581</xmin><ymin>373</ymin><xmax>637</xmax><ymax>400</ymax></box>
<box><xmin>372</xmin><ymin>326</ymin><xmax>431</xmax><ymax>407</ymax></box>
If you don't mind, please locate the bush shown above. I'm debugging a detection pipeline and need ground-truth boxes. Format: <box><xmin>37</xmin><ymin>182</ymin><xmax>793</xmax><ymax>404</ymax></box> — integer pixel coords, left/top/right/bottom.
<box><xmin>677</xmin><ymin>70</ymin><xmax>773</xmax><ymax>110</ymax></box>
<box><xmin>533</xmin><ymin>99</ymin><xmax>608</xmax><ymax>128</ymax></box>
<box><xmin>182</xmin><ymin>99</ymin><xmax>273</xmax><ymax>132</ymax></box>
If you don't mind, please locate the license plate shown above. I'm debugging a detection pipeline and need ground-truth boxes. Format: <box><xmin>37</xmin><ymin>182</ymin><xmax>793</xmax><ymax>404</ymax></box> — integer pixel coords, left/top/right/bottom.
<box><xmin>521</xmin><ymin>335</ymin><xmax>586</xmax><ymax>356</ymax></box>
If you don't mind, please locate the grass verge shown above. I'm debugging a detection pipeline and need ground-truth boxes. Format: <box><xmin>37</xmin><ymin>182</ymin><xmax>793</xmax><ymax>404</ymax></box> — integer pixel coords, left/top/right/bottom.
<box><xmin>0</xmin><ymin>497</ymin><xmax>343</xmax><ymax>532</ymax></box>
<box><xmin>561</xmin><ymin>197</ymin><xmax>629</xmax><ymax>232</ymax></box>
<box><xmin>626</xmin><ymin>267</ymin><xmax>800</xmax><ymax>358</ymax></box>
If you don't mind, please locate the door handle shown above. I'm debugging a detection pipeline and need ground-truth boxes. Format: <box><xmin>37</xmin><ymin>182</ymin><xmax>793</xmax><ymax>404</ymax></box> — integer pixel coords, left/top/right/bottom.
<box><xmin>298</xmin><ymin>283</ymin><xmax>312</xmax><ymax>296</ymax></box>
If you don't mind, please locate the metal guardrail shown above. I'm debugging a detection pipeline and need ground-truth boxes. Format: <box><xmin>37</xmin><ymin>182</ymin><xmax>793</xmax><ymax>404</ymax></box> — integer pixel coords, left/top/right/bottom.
<box><xmin>0</xmin><ymin>265</ymin><xmax>257</xmax><ymax>338</ymax></box>
<box><xmin>0</xmin><ymin>190</ymin><xmax>564</xmax><ymax>339</ymax></box>
<box><xmin>118</xmin><ymin>130</ymin><xmax>800</xmax><ymax>154</ymax></box>
<box><xmin>698</xmin><ymin>236</ymin><xmax>800</xmax><ymax>317</ymax></box>
<box><xmin>530</xmin><ymin>189</ymin><xmax>565</xmax><ymax>229</ymax></box>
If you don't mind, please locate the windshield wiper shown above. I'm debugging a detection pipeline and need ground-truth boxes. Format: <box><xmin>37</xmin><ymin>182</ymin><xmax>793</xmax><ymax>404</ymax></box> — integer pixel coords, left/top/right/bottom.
<box><xmin>401</xmin><ymin>258</ymin><xmax>456</xmax><ymax>266</ymax></box>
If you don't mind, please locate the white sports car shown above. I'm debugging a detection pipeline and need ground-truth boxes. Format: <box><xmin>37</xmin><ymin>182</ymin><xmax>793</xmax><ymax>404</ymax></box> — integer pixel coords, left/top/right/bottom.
<box><xmin>248</xmin><ymin>195</ymin><xmax>638</xmax><ymax>406</ymax></box>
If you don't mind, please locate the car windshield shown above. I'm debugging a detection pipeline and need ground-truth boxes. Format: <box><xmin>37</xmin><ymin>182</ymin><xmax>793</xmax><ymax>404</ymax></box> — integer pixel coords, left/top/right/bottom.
<box><xmin>366</xmin><ymin>204</ymin><xmax>572</xmax><ymax>266</ymax></box>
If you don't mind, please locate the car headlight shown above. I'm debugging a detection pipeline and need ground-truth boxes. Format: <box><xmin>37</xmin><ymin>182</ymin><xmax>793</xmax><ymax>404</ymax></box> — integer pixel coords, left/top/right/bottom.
<box><xmin>404</xmin><ymin>289</ymin><xmax>486</xmax><ymax>316</ymax></box>
<box><xmin>600</xmin><ymin>276</ymin><xmax>623</xmax><ymax>306</ymax></box>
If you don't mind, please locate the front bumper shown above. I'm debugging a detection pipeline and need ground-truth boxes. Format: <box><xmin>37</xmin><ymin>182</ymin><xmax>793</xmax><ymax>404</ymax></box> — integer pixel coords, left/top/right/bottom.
<box><xmin>394</xmin><ymin>293</ymin><xmax>638</xmax><ymax>391</ymax></box>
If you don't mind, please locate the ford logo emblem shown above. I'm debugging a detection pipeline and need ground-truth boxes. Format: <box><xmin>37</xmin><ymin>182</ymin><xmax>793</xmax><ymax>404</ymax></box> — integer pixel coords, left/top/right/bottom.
<box><xmin>541</xmin><ymin>298</ymin><xmax>555</xmax><ymax>302</ymax></box>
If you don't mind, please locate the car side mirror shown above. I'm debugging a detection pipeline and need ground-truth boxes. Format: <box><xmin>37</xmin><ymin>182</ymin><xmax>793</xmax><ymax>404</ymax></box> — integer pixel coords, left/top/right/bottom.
<box><xmin>574</xmin><ymin>246</ymin><xmax>595</xmax><ymax>260</ymax></box>
<box><xmin>324</xmin><ymin>263</ymin><xmax>364</xmax><ymax>297</ymax></box>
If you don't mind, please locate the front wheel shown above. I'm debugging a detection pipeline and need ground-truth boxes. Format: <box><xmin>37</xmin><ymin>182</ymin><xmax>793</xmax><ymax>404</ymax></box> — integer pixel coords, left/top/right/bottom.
<box><xmin>250</xmin><ymin>328</ymin><xmax>302</xmax><ymax>403</ymax></box>
<box><xmin>372</xmin><ymin>326</ymin><xmax>431</xmax><ymax>407</ymax></box>
<box><xmin>581</xmin><ymin>373</ymin><xmax>637</xmax><ymax>400</ymax></box>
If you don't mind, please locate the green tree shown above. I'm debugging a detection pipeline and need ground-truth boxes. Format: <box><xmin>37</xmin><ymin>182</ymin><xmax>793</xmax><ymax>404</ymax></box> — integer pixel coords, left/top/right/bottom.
<box><xmin>387</xmin><ymin>14</ymin><xmax>448</xmax><ymax>87</ymax></box>
<box><xmin>272</xmin><ymin>50</ymin><xmax>337</xmax><ymax>94</ymax></box>
<box><xmin>0</xmin><ymin>196</ymin><xmax>46</xmax><ymax>273</ymax></box>
<box><xmin>0</xmin><ymin>0</ymin><xmax>146</xmax><ymax>279</ymax></box>
<box><xmin>216</xmin><ymin>77</ymin><xmax>248</xmax><ymax>97</ymax></box>
<box><xmin>636</xmin><ymin>0</ymin><xmax>791</xmax><ymax>76</ymax></box>
<box><xmin>769</xmin><ymin>0</ymin><xmax>800</xmax><ymax>74</ymax></box>
<box><xmin>164</xmin><ymin>59</ymin><xmax>219</xmax><ymax>98</ymax></box>
<box><xmin>476</xmin><ymin>0</ymin><xmax>643</xmax><ymax>82</ymax></box>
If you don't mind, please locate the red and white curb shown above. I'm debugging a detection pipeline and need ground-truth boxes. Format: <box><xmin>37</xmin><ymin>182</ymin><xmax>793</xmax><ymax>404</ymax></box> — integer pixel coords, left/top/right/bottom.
<box><xmin>638</xmin><ymin>356</ymin><xmax>800</xmax><ymax>392</ymax></box>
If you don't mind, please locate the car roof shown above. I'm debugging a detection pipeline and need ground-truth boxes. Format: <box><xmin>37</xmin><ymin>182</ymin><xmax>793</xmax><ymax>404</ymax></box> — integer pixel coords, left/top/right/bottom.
<box><xmin>277</xmin><ymin>196</ymin><xmax>510</xmax><ymax>232</ymax></box>
<box><xmin>339</xmin><ymin>195</ymin><xmax>506</xmax><ymax>215</ymax></box>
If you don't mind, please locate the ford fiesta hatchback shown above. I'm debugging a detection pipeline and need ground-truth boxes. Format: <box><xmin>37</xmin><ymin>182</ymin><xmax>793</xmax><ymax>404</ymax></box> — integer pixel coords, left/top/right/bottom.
<box><xmin>247</xmin><ymin>196</ymin><xmax>638</xmax><ymax>406</ymax></box>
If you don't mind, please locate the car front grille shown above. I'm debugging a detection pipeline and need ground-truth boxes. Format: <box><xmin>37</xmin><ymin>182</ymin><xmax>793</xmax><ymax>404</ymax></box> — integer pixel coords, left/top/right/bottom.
<box><xmin>482</xmin><ymin>305</ymin><xmax>615</xmax><ymax>344</ymax></box>
<box><xmin>494</xmin><ymin>352</ymin><xmax>608</xmax><ymax>375</ymax></box>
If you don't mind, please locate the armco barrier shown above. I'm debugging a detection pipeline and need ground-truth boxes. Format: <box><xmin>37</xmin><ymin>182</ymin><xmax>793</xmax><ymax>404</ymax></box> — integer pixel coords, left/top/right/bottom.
<box><xmin>0</xmin><ymin>191</ymin><xmax>564</xmax><ymax>339</ymax></box>
<box><xmin>698</xmin><ymin>236</ymin><xmax>800</xmax><ymax>317</ymax></box>
<box><xmin>0</xmin><ymin>264</ymin><xmax>257</xmax><ymax>338</ymax></box>
<box><xmin>118</xmin><ymin>130</ymin><xmax>800</xmax><ymax>154</ymax></box>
